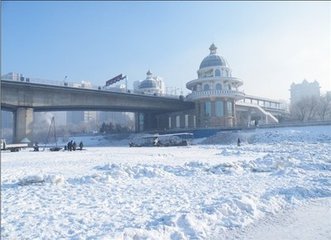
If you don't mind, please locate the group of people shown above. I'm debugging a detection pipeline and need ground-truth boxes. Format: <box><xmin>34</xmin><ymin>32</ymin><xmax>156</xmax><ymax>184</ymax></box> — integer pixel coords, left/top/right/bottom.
<box><xmin>65</xmin><ymin>140</ymin><xmax>83</xmax><ymax>151</ymax></box>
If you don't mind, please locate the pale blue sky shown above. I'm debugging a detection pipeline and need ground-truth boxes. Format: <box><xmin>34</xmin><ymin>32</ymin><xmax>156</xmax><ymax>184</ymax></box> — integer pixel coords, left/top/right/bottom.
<box><xmin>1</xmin><ymin>1</ymin><xmax>330</xmax><ymax>100</ymax></box>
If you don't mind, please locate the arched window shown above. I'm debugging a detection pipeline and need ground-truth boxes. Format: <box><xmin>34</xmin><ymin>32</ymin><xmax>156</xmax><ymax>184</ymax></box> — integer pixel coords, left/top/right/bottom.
<box><xmin>204</xmin><ymin>101</ymin><xmax>211</xmax><ymax>117</ymax></box>
<box><xmin>215</xmin><ymin>69</ymin><xmax>221</xmax><ymax>77</ymax></box>
<box><xmin>215</xmin><ymin>101</ymin><xmax>224</xmax><ymax>117</ymax></box>
<box><xmin>216</xmin><ymin>83</ymin><xmax>222</xmax><ymax>90</ymax></box>
<box><xmin>176</xmin><ymin>115</ymin><xmax>180</xmax><ymax>128</ymax></box>
<box><xmin>227</xmin><ymin>101</ymin><xmax>233</xmax><ymax>116</ymax></box>
<box><xmin>203</xmin><ymin>84</ymin><xmax>210</xmax><ymax>91</ymax></box>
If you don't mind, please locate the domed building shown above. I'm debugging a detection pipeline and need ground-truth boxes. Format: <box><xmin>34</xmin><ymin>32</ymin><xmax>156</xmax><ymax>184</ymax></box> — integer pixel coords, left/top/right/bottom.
<box><xmin>135</xmin><ymin>44</ymin><xmax>281</xmax><ymax>132</ymax></box>
<box><xmin>134</xmin><ymin>70</ymin><xmax>165</xmax><ymax>95</ymax></box>
<box><xmin>186</xmin><ymin>43</ymin><xmax>245</xmax><ymax>127</ymax></box>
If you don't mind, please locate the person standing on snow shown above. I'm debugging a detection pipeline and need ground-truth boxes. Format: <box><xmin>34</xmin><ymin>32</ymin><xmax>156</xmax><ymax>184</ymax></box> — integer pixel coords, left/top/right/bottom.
<box><xmin>79</xmin><ymin>141</ymin><xmax>83</xmax><ymax>150</ymax></box>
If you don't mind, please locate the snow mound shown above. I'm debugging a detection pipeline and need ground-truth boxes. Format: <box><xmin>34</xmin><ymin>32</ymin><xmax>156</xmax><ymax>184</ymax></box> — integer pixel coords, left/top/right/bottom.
<box><xmin>67</xmin><ymin>173</ymin><xmax>112</xmax><ymax>184</ymax></box>
<box><xmin>18</xmin><ymin>174</ymin><xmax>65</xmax><ymax>186</ymax></box>
<box><xmin>264</xmin><ymin>186</ymin><xmax>331</xmax><ymax>204</ymax></box>
<box><xmin>246</xmin><ymin>154</ymin><xmax>299</xmax><ymax>173</ymax></box>
<box><xmin>95</xmin><ymin>161</ymin><xmax>242</xmax><ymax>179</ymax></box>
<box><xmin>95</xmin><ymin>163</ymin><xmax>170</xmax><ymax>179</ymax></box>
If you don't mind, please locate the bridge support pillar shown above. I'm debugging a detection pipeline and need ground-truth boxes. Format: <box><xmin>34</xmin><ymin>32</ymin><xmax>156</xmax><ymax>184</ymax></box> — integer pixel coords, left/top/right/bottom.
<box><xmin>144</xmin><ymin>113</ymin><xmax>157</xmax><ymax>131</ymax></box>
<box><xmin>135</xmin><ymin>112</ymin><xmax>158</xmax><ymax>132</ymax></box>
<box><xmin>135</xmin><ymin>113</ymin><xmax>144</xmax><ymax>132</ymax></box>
<box><xmin>14</xmin><ymin>107</ymin><xmax>34</xmax><ymax>143</ymax></box>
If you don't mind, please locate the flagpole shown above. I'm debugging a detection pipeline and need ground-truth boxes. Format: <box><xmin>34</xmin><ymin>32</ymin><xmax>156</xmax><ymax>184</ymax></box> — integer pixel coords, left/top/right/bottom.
<box><xmin>126</xmin><ymin>76</ymin><xmax>128</xmax><ymax>92</ymax></box>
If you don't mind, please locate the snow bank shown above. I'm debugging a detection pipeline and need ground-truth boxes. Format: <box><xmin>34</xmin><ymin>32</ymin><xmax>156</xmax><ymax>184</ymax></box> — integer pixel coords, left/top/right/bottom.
<box><xmin>202</xmin><ymin>125</ymin><xmax>331</xmax><ymax>145</ymax></box>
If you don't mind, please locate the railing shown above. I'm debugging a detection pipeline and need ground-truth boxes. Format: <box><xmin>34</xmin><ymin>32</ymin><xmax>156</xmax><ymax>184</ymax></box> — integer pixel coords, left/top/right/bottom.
<box><xmin>186</xmin><ymin>77</ymin><xmax>243</xmax><ymax>88</ymax></box>
<box><xmin>186</xmin><ymin>90</ymin><xmax>245</xmax><ymax>100</ymax></box>
<box><xmin>1</xmin><ymin>77</ymin><xmax>96</xmax><ymax>89</ymax></box>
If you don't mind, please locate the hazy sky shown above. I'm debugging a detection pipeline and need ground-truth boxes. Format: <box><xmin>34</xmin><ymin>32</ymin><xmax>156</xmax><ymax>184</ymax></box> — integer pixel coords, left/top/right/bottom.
<box><xmin>2</xmin><ymin>1</ymin><xmax>330</xmax><ymax>101</ymax></box>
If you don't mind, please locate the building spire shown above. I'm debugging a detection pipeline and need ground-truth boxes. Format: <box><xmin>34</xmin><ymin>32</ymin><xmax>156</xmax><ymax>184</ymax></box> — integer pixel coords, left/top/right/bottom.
<box><xmin>146</xmin><ymin>70</ymin><xmax>153</xmax><ymax>79</ymax></box>
<box><xmin>209</xmin><ymin>43</ymin><xmax>217</xmax><ymax>54</ymax></box>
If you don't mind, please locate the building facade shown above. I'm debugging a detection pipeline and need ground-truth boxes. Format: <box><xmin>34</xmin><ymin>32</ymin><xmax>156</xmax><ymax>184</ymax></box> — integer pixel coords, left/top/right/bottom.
<box><xmin>290</xmin><ymin>79</ymin><xmax>320</xmax><ymax>104</ymax></box>
<box><xmin>133</xmin><ymin>70</ymin><xmax>166</xmax><ymax>95</ymax></box>
<box><xmin>153</xmin><ymin>44</ymin><xmax>283</xmax><ymax>131</ymax></box>
<box><xmin>186</xmin><ymin>44</ymin><xmax>245</xmax><ymax>128</ymax></box>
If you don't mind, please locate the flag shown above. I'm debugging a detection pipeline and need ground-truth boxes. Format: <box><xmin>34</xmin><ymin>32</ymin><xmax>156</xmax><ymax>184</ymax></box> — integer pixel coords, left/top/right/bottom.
<box><xmin>106</xmin><ymin>74</ymin><xmax>126</xmax><ymax>86</ymax></box>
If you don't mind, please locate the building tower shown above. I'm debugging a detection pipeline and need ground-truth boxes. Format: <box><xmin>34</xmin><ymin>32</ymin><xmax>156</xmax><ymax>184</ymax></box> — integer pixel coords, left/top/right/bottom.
<box><xmin>186</xmin><ymin>44</ymin><xmax>244</xmax><ymax>127</ymax></box>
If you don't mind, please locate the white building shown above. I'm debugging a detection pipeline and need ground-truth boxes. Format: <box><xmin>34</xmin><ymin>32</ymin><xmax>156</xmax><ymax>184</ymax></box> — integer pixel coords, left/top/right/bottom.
<box><xmin>2</xmin><ymin>72</ymin><xmax>24</xmax><ymax>81</ymax></box>
<box><xmin>290</xmin><ymin>79</ymin><xmax>320</xmax><ymax>104</ymax></box>
<box><xmin>186</xmin><ymin>44</ymin><xmax>245</xmax><ymax>128</ymax></box>
<box><xmin>67</xmin><ymin>81</ymin><xmax>98</xmax><ymax>125</ymax></box>
<box><xmin>134</xmin><ymin>70</ymin><xmax>166</xmax><ymax>95</ymax></box>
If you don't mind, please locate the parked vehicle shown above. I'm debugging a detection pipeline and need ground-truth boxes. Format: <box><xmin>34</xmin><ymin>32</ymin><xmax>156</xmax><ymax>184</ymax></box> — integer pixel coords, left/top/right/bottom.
<box><xmin>1</xmin><ymin>139</ymin><xmax>28</xmax><ymax>152</ymax></box>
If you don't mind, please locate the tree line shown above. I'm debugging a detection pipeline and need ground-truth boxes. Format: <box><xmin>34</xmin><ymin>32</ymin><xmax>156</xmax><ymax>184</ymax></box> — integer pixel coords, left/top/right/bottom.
<box><xmin>290</xmin><ymin>94</ymin><xmax>331</xmax><ymax>122</ymax></box>
<box><xmin>99</xmin><ymin>122</ymin><xmax>133</xmax><ymax>134</ymax></box>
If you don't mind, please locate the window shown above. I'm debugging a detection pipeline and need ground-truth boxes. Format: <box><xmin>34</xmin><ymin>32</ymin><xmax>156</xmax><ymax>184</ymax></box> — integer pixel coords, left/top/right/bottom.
<box><xmin>215</xmin><ymin>101</ymin><xmax>224</xmax><ymax>117</ymax></box>
<box><xmin>185</xmin><ymin>115</ymin><xmax>189</xmax><ymax>128</ymax></box>
<box><xmin>216</xmin><ymin>83</ymin><xmax>222</xmax><ymax>90</ymax></box>
<box><xmin>227</xmin><ymin>101</ymin><xmax>233</xmax><ymax>116</ymax></box>
<box><xmin>176</xmin><ymin>116</ymin><xmax>180</xmax><ymax>128</ymax></box>
<box><xmin>215</xmin><ymin>69</ymin><xmax>221</xmax><ymax>77</ymax></box>
<box><xmin>203</xmin><ymin>84</ymin><xmax>210</xmax><ymax>91</ymax></box>
<box><xmin>168</xmin><ymin>117</ymin><xmax>172</xmax><ymax>128</ymax></box>
<box><xmin>204</xmin><ymin>101</ymin><xmax>211</xmax><ymax>116</ymax></box>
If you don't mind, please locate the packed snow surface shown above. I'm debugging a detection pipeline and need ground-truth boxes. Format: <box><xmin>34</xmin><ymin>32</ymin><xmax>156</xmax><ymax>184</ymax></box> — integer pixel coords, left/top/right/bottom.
<box><xmin>1</xmin><ymin>125</ymin><xmax>331</xmax><ymax>239</ymax></box>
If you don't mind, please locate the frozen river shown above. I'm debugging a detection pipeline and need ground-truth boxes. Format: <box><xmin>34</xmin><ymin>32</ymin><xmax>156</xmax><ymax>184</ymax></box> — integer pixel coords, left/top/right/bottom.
<box><xmin>1</xmin><ymin>125</ymin><xmax>331</xmax><ymax>239</ymax></box>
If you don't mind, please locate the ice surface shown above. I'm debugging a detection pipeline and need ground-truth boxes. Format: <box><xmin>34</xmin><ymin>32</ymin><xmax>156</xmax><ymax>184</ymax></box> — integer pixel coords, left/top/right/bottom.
<box><xmin>1</xmin><ymin>125</ymin><xmax>331</xmax><ymax>239</ymax></box>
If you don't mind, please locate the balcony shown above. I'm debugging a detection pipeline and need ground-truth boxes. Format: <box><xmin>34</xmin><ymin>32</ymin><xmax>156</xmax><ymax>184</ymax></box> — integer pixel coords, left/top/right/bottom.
<box><xmin>186</xmin><ymin>77</ymin><xmax>243</xmax><ymax>89</ymax></box>
<box><xmin>186</xmin><ymin>90</ymin><xmax>245</xmax><ymax>100</ymax></box>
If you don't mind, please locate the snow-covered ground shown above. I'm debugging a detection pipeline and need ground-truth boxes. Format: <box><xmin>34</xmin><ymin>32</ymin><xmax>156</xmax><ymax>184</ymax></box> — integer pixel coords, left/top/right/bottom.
<box><xmin>1</xmin><ymin>125</ymin><xmax>331</xmax><ymax>239</ymax></box>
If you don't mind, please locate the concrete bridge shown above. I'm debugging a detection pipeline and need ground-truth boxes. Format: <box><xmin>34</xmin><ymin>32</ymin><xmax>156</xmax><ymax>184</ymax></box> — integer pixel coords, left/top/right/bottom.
<box><xmin>1</xmin><ymin>80</ymin><xmax>194</xmax><ymax>142</ymax></box>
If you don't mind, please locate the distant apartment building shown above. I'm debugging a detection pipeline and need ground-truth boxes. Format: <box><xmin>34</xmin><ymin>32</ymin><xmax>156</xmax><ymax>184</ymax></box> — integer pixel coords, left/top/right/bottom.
<box><xmin>290</xmin><ymin>79</ymin><xmax>320</xmax><ymax>104</ymax></box>
<box><xmin>66</xmin><ymin>81</ymin><xmax>98</xmax><ymax>126</ymax></box>
<box><xmin>2</xmin><ymin>72</ymin><xmax>21</xmax><ymax>81</ymax></box>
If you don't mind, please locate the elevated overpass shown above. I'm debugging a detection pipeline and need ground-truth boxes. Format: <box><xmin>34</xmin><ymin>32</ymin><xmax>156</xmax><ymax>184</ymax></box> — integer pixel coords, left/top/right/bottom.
<box><xmin>1</xmin><ymin>80</ymin><xmax>194</xmax><ymax>142</ymax></box>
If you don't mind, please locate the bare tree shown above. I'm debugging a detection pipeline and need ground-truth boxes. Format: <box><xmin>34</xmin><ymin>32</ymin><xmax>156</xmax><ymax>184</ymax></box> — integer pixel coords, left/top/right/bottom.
<box><xmin>290</xmin><ymin>96</ymin><xmax>319</xmax><ymax>121</ymax></box>
<box><xmin>316</xmin><ymin>95</ymin><xmax>331</xmax><ymax>121</ymax></box>
<box><xmin>290</xmin><ymin>95</ymin><xmax>331</xmax><ymax>122</ymax></box>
